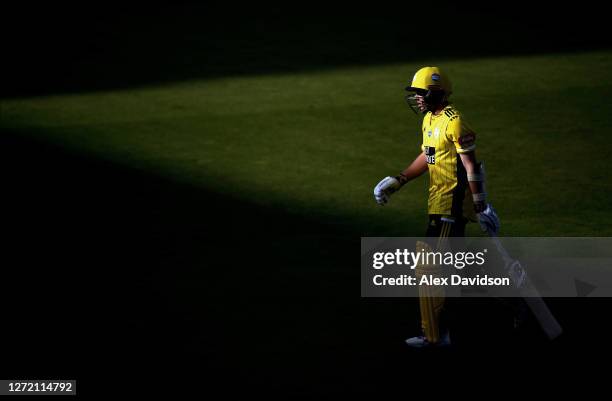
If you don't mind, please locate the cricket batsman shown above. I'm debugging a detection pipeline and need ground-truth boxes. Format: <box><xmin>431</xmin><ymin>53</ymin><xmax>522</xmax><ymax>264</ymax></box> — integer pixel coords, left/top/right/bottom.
<box><xmin>373</xmin><ymin>66</ymin><xmax>500</xmax><ymax>347</ymax></box>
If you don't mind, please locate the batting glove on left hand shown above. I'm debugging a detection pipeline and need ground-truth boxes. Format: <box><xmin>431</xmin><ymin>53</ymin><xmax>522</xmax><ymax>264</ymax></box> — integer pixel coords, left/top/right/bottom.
<box><xmin>373</xmin><ymin>176</ymin><xmax>401</xmax><ymax>205</ymax></box>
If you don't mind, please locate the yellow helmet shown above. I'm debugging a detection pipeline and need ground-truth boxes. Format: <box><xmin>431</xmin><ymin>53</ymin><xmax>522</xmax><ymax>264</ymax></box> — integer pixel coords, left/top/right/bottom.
<box><xmin>405</xmin><ymin>66</ymin><xmax>452</xmax><ymax>114</ymax></box>
<box><xmin>405</xmin><ymin>66</ymin><xmax>452</xmax><ymax>94</ymax></box>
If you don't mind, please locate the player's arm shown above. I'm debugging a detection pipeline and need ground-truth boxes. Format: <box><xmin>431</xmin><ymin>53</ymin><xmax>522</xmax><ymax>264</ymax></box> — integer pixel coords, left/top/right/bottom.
<box><xmin>449</xmin><ymin>115</ymin><xmax>500</xmax><ymax>233</ymax></box>
<box><xmin>373</xmin><ymin>152</ymin><xmax>427</xmax><ymax>205</ymax></box>
<box><xmin>447</xmin><ymin>115</ymin><xmax>487</xmax><ymax>212</ymax></box>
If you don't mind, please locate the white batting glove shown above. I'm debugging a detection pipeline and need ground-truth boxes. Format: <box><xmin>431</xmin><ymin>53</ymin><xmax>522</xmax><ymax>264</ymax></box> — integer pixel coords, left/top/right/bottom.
<box><xmin>373</xmin><ymin>176</ymin><xmax>401</xmax><ymax>205</ymax></box>
<box><xmin>478</xmin><ymin>204</ymin><xmax>500</xmax><ymax>235</ymax></box>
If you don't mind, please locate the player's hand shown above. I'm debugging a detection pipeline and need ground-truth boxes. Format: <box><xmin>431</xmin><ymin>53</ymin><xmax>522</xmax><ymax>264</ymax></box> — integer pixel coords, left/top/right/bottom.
<box><xmin>478</xmin><ymin>204</ymin><xmax>500</xmax><ymax>235</ymax></box>
<box><xmin>373</xmin><ymin>176</ymin><xmax>401</xmax><ymax>205</ymax></box>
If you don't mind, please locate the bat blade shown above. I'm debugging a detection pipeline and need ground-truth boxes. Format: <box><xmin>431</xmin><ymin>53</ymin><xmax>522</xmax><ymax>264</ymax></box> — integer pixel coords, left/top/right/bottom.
<box><xmin>487</xmin><ymin>232</ymin><xmax>563</xmax><ymax>340</ymax></box>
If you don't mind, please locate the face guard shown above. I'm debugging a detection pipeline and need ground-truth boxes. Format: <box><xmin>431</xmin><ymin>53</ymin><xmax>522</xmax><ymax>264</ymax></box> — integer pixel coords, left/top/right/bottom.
<box><xmin>405</xmin><ymin>88</ymin><xmax>446</xmax><ymax>114</ymax></box>
<box><xmin>405</xmin><ymin>89</ymin><xmax>425</xmax><ymax>114</ymax></box>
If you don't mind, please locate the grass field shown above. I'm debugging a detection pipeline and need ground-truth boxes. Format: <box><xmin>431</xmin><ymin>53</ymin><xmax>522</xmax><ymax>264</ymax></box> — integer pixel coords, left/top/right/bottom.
<box><xmin>3</xmin><ymin>48</ymin><xmax>612</xmax><ymax>395</ymax></box>
<box><xmin>4</xmin><ymin>50</ymin><xmax>612</xmax><ymax>236</ymax></box>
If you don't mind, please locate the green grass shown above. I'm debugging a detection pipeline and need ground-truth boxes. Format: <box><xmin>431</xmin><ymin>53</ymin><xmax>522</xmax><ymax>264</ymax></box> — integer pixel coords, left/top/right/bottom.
<box><xmin>3</xmin><ymin>50</ymin><xmax>612</xmax><ymax>236</ymax></box>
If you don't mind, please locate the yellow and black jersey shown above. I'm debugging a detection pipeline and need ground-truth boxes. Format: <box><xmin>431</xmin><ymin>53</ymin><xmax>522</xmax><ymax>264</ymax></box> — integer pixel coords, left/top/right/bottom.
<box><xmin>420</xmin><ymin>104</ymin><xmax>476</xmax><ymax>217</ymax></box>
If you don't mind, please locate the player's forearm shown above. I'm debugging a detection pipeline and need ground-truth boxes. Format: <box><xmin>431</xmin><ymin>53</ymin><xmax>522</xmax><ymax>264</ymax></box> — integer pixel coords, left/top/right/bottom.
<box><xmin>460</xmin><ymin>152</ymin><xmax>483</xmax><ymax>191</ymax></box>
<box><xmin>468</xmin><ymin>180</ymin><xmax>484</xmax><ymax>196</ymax></box>
<box><xmin>397</xmin><ymin>152</ymin><xmax>428</xmax><ymax>185</ymax></box>
<box><xmin>460</xmin><ymin>151</ymin><xmax>488</xmax><ymax>213</ymax></box>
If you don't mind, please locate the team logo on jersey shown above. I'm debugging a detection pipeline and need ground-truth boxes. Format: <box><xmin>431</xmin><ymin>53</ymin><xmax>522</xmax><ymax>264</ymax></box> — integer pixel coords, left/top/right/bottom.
<box><xmin>431</xmin><ymin>73</ymin><xmax>440</xmax><ymax>81</ymax></box>
<box><xmin>427</xmin><ymin>129</ymin><xmax>432</xmax><ymax>137</ymax></box>
<box><xmin>424</xmin><ymin>146</ymin><xmax>436</xmax><ymax>164</ymax></box>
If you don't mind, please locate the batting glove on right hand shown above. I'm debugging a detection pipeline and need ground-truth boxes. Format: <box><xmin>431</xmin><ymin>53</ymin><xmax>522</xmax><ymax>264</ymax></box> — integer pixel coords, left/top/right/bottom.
<box><xmin>373</xmin><ymin>176</ymin><xmax>401</xmax><ymax>205</ymax></box>
<box><xmin>478</xmin><ymin>204</ymin><xmax>500</xmax><ymax>235</ymax></box>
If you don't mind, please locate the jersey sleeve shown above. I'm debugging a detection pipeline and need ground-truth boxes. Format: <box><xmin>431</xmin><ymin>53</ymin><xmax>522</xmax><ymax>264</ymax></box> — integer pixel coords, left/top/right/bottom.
<box><xmin>446</xmin><ymin>114</ymin><xmax>476</xmax><ymax>154</ymax></box>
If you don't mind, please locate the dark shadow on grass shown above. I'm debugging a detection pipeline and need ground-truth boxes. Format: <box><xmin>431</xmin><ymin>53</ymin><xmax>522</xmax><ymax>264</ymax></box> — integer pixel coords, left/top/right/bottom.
<box><xmin>2</xmin><ymin>125</ymin><xmax>611</xmax><ymax>394</ymax></box>
<box><xmin>4</xmin><ymin>1</ymin><xmax>611</xmax><ymax>99</ymax></box>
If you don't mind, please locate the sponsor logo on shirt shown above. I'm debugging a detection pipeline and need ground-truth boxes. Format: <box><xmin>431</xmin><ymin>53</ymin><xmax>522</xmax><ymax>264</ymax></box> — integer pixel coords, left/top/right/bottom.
<box><xmin>458</xmin><ymin>133</ymin><xmax>475</xmax><ymax>147</ymax></box>
<box><xmin>424</xmin><ymin>146</ymin><xmax>436</xmax><ymax>164</ymax></box>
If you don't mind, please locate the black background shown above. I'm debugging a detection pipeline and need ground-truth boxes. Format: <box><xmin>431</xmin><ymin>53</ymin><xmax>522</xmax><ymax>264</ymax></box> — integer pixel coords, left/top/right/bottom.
<box><xmin>2</xmin><ymin>1</ymin><xmax>611</xmax><ymax>397</ymax></box>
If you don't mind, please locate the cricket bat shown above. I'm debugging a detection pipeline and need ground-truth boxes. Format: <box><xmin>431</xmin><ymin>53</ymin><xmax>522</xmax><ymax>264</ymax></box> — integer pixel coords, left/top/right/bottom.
<box><xmin>488</xmin><ymin>232</ymin><xmax>563</xmax><ymax>340</ymax></box>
